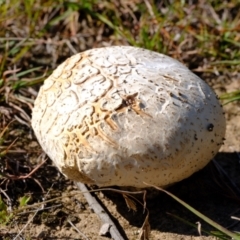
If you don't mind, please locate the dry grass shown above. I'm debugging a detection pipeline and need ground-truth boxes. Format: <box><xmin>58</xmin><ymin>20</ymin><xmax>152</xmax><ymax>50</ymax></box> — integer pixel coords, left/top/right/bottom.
<box><xmin>0</xmin><ymin>0</ymin><xmax>240</xmax><ymax>239</ymax></box>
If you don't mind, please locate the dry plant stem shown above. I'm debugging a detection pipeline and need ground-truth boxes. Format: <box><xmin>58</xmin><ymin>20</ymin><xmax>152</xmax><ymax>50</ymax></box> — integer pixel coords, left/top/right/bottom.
<box><xmin>67</xmin><ymin>219</ymin><xmax>90</xmax><ymax>240</ymax></box>
<box><xmin>2</xmin><ymin>158</ymin><xmax>47</xmax><ymax>180</ymax></box>
<box><xmin>75</xmin><ymin>182</ymin><xmax>125</xmax><ymax>240</ymax></box>
<box><xmin>13</xmin><ymin>207</ymin><xmax>39</xmax><ymax>240</ymax></box>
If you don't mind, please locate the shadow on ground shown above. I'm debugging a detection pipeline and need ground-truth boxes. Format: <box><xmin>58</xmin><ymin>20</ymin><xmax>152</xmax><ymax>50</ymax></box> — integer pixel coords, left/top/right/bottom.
<box><xmin>102</xmin><ymin>151</ymin><xmax>240</xmax><ymax>236</ymax></box>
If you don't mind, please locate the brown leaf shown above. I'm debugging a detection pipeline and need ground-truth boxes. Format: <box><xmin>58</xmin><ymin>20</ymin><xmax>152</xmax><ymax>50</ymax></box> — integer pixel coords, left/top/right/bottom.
<box><xmin>139</xmin><ymin>213</ymin><xmax>151</xmax><ymax>240</ymax></box>
<box><xmin>123</xmin><ymin>194</ymin><xmax>137</xmax><ymax>212</ymax></box>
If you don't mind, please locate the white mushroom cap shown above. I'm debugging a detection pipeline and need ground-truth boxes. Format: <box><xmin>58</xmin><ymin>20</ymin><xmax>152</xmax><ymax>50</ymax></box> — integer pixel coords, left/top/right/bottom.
<box><xmin>32</xmin><ymin>46</ymin><xmax>226</xmax><ymax>188</ymax></box>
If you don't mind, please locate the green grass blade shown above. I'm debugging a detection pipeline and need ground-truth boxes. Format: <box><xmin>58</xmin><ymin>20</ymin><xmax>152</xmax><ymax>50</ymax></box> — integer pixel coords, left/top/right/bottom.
<box><xmin>144</xmin><ymin>183</ymin><xmax>240</xmax><ymax>240</ymax></box>
<box><xmin>220</xmin><ymin>90</ymin><xmax>240</xmax><ymax>105</ymax></box>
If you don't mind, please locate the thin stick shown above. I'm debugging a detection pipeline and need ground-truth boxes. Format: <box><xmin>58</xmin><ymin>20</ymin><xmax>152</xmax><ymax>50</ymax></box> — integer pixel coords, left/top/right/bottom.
<box><xmin>67</xmin><ymin>219</ymin><xmax>90</xmax><ymax>240</ymax></box>
<box><xmin>75</xmin><ymin>182</ymin><xmax>125</xmax><ymax>240</ymax></box>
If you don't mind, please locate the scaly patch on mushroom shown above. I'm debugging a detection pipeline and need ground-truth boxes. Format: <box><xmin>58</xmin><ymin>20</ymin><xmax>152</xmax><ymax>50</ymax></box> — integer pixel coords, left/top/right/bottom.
<box><xmin>32</xmin><ymin>46</ymin><xmax>226</xmax><ymax>188</ymax></box>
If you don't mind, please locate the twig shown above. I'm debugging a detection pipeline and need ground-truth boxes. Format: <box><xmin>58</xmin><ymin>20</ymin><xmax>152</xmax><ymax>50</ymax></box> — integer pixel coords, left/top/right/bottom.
<box><xmin>231</xmin><ymin>216</ymin><xmax>240</xmax><ymax>221</ymax></box>
<box><xmin>75</xmin><ymin>182</ymin><xmax>125</xmax><ymax>240</ymax></box>
<box><xmin>13</xmin><ymin>205</ymin><xmax>39</xmax><ymax>240</ymax></box>
<box><xmin>67</xmin><ymin>219</ymin><xmax>90</xmax><ymax>240</ymax></box>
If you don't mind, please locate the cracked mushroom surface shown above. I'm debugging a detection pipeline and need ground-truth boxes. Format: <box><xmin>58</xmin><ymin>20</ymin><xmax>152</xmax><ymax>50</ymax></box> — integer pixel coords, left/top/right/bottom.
<box><xmin>32</xmin><ymin>46</ymin><xmax>226</xmax><ymax>188</ymax></box>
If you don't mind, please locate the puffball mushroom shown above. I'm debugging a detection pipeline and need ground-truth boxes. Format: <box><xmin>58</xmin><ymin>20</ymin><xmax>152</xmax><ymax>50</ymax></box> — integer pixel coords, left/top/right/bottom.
<box><xmin>32</xmin><ymin>46</ymin><xmax>225</xmax><ymax>188</ymax></box>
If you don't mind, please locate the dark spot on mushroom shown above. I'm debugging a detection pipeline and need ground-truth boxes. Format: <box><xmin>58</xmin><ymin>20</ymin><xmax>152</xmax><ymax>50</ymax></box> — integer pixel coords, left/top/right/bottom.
<box><xmin>139</xmin><ymin>102</ymin><xmax>145</xmax><ymax>109</ymax></box>
<box><xmin>194</xmin><ymin>134</ymin><xmax>198</xmax><ymax>140</ymax></box>
<box><xmin>207</xmin><ymin>123</ymin><xmax>214</xmax><ymax>131</ymax></box>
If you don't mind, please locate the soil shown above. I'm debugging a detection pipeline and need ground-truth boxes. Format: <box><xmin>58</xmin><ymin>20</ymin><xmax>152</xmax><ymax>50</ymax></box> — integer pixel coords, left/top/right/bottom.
<box><xmin>1</xmin><ymin>1</ymin><xmax>240</xmax><ymax>239</ymax></box>
<box><xmin>1</xmin><ymin>73</ymin><xmax>240</xmax><ymax>240</ymax></box>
